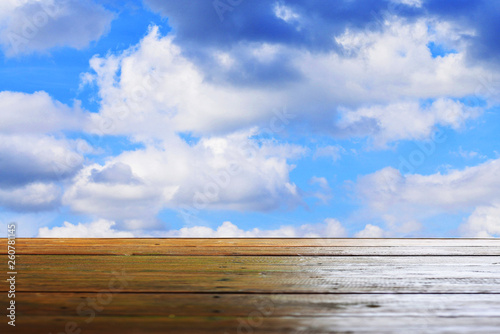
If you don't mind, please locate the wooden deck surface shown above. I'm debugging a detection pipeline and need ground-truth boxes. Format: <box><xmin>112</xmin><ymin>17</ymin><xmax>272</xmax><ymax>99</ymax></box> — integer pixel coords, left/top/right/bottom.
<box><xmin>2</xmin><ymin>238</ymin><xmax>500</xmax><ymax>333</ymax></box>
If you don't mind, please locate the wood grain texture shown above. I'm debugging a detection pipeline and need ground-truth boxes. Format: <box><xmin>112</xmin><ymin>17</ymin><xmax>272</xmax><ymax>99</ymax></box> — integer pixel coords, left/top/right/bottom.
<box><xmin>1</xmin><ymin>238</ymin><xmax>499</xmax><ymax>333</ymax></box>
<box><xmin>2</xmin><ymin>238</ymin><xmax>500</xmax><ymax>255</ymax></box>
<box><xmin>3</xmin><ymin>255</ymin><xmax>500</xmax><ymax>293</ymax></box>
<box><xmin>5</xmin><ymin>293</ymin><xmax>500</xmax><ymax>317</ymax></box>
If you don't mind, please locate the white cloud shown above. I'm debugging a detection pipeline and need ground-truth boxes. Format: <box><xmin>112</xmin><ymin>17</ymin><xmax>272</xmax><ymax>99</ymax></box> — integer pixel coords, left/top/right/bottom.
<box><xmin>338</xmin><ymin>99</ymin><xmax>480</xmax><ymax>147</ymax></box>
<box><xmin>358</xmin><ymin>159</ymin><xmax>500</xmax><ymax>213</ymax></box>
<box><xmin>85</xmin><ymin>26</ymin><xmax>295</xmax><ymax>138</ymax></box>
<box><xmin>313</xmin><ymin>18</ymin><xmax>492</xmax><ymax>103</ymax></box>
<box><xmin>0</xmin><ymin>91</ymin><xmax>85</xmax><ymax>134</ymax></box>
<box><xmin>0</xmin><ymin>91</ymin><xmax>90</xmax><ymax>213</ymax></box>
<box><xmin>309</xmin><ymin>176</ymin><xmax>332</xmax><ymax>204</ymax></box>
<box><xmin>354</xmin><ymin>224</ymin><xmax>387</xmax><ymax>238</ymax></box>
<box><xmin>0</xmin><ymin>0</ymin><xmax>114</xmax><ymax>56</ymax></box>
<box><xmin>353</xmin><ymin>218</ymin><xmax>421</xmax><ymax>238</ymax></box>
<box><xmin>274</xmin><ymin>3</ymin><xmax>300</xmax><ymax>24</ymax></box>
<box><xmin>0</xmin><ymin>134</ymin><xmax>85</xmax><ymax>186</ymax></box>
<box><xmin>312</xmin><ymin>218</ymin><xmax>347</xmax><ymax>237</ymax></box>
<box><xmin>313</xmin><ymin>145</ymin><xmax>345</xmax><ymax>161</ymax></box>
<box><xmin>383</xmin><ymin>215</ymin><xmax>424</xmax><ymax>236</ymax></box>
<box><xmin>38</xmin><ymin>219</ymin><xmax>134</xmax><ymax>238</ymax></box>
<box><xmin>459</xmin><ymin>205</ymin><xmax>500</xmax><ymax>237</ymax></box>
<box><xmin>84</xmin><ymin>21</ymin><xmax>494</xmax><ymax>143</ymax></box>
<box><xmin>40</xmin><ymin>218</ymin><xmax>348</xmax><ymax>238</ymax></box>
<box><xmin>390</xmin><ymin>0</ymin><xmax>422</xmax><ymax>8</ymax></box>
<box><xmin>356</xmin><ymin>158</ymin><xmax>500</xmax><ymax>234</ymax></box>
<box><xmin>0</xmin><ymin>182</ymin><xmax>60</xmax><ymax>211</ymax></box>
<box><xmin>167</xmin><ymin>221</ymin><xmax>293</xmax><ymax>238</ymax></box>
<box><xmin>63</xmin><ymin>160</ymin><xmax>164</xmax><ymax>229</ymax></box>
<box><xmin>63</xmin><ymin>130</ymin><xmax>305</xmax><ymax>228</ymax></box>
<box><xmin>309</xmin><ymin>176</ymin><xmax>329</xmax><ymax>190</ymax></box>
<box><xmin>167</xmin><ymin>219</ymin><xmax>347</xmax><ymax>237</ymax></box>
<box><xmin>453</xmin><ymin>146</ymin><xmax>487</xmax><ymax>160</ymax></box>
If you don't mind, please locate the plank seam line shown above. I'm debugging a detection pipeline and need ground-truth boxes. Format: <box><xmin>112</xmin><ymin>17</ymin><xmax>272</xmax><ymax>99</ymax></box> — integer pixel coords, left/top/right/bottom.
<box><xmin>7</xmin><ymin>255</ymin><xmax>500</xmax><ymax>258</ymax></box>
<box><xmin>8</xmin><ymin>291</ymin><xmax>500</xmax><ymax>295</ymax></box>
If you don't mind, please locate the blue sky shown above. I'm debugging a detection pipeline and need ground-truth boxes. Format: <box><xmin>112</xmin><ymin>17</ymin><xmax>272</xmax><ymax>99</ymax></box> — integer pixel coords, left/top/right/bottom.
<box><xmin>0</xmin><ymin>0</ymin><xmax>499</xmax><ymax>237</ymax></box>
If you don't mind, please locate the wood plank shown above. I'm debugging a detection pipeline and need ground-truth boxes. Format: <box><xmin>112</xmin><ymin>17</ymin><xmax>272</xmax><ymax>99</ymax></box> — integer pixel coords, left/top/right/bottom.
<box><xmin>8</xmin><ymin>276</ymin><xmax>500</xmax><ymax>293</ymax></box>
<box><xmin>6</xmin><ymin>245</ymin><xmax>500</xmax><ymax>256</ymax></box>
<box><xmin>2</xmin><ymin>238</ymin><xmax>500</xmax><ymax>255</ymax></box>
<box><xmin>9</xmin><ymin>254</ymin><xmax>500</xmax><ymax>271</ymax></box>
<box><xmin>9</xmin><ymin>253</ymin><xmax>500</xmax><ymax>271</ymax></box>
<box><xmin>3</xmin><ymin>255</ymin><xmax>500</xmax><ymax>293</ymax></box>
<box><xmin>11</xmin><ymin>238</ymin><xmax>500</xmax><ymax>246</ymax></box>
<box><xmin>0</xmin><ymin>239</ymin><xmax>500</xmax><ymax>256</ymax></box>
<box><xmin>5</xmin><ymin>293</ymin><xmax>500</xmax><ymax>317</ymax></box>
<box><xmin>4</xmin><ymin>293</ymin><xmax>500</xmax><ymax>333</ymax></box>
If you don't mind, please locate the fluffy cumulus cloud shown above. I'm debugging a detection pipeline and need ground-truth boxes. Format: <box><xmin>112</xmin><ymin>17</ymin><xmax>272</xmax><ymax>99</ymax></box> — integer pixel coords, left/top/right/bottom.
<box><xmin>84</xmin><ymin>27</ymin><xmax>295</xmax><ymax>137</ymax></box>
<box><xmin>144</xmin><ymin>0</ymin><xmax>500</xmax><ymax>68</ymax></box>
<box><xmin>354</xmin><ymin>224</ymin><xmax>387</xmax><ymax>238</ymax></box>
<box><xmin>0</xmin><ymin>91</ymin><xmax>86</xmax><ymax>134</ymax></box>
<box><xmin>358</xmin><ymin>159</ymin><xmax>500</xmax><ymax>213</ymax></box>
<box><xmin>0</xmin><ymin>134</ymin><xmax>84</xmax><ymax>187</ymax></box>
<box><xmin>356</xmin><ymin>159</ymin><xmax>500</xmax><ymax>236</ymax></box>
<box><xmin>338</xmin><ymin>99</ymin><xmax>481</xmax><ymax>148</ymax></box>
<box><xmin>63</xmin><ymin>130</ymin><xmax>305</xmax><ymax>229</ymax></box>
<box><xmin>38</xmin><ymin>218</ymin><xmax>347</xmax><ymax>237</ymax></box>
<box><xmin>38</xmin><ymin>219</ymin><xmax>134</xmax><ymax>237</ymax></box>
<box><xmin>84</xmin><ymin>21</ymin><xmax>493</xmax><ymax>142</ymax></box>
<box><xmin>0</xmin><ymin>0</ymin><xmax>114</xmax><ymax>56</ymax></box>
<box><xmin>0</xmin><ymin>182</ymin><xmax>60</xmax><ymax>212</ymax></box>
<box><xmin>165</xmin><ymin>219</ymin><xmax>346</xmax><ymax>237</ymax></box>
<box><xmin>424</xmin><ymin>0</ymin><xmax>500</xmax><ymax>63</ymax></box>
<box><xmin>0</xmin><ymin>91</ymin><xmax>89</xmax><ymax>212</ymax></box>
<box><xmin>0</xmin><ymin>134</ymin><xmax>83</xmax><ymax>211</ymax></box>
<box><xmin>459</xmin><ymin>205</ymin><xmax>500</xmax><ymax>238</ymax></box>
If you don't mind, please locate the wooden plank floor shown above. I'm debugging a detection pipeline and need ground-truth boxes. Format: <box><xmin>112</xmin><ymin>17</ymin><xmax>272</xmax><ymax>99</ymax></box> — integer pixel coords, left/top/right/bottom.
<box><xmin>2</xmin><ymin>239</ymin><xmax>500</xmax><ymax>333</ymax></box>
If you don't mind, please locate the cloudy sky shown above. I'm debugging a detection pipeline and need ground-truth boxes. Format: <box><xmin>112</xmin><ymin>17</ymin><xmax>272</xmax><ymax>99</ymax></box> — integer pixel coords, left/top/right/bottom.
<box><xmin>1</xmin><ymin>0</ymin><xmax>499</xmax><ymax>238</ymax></box>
